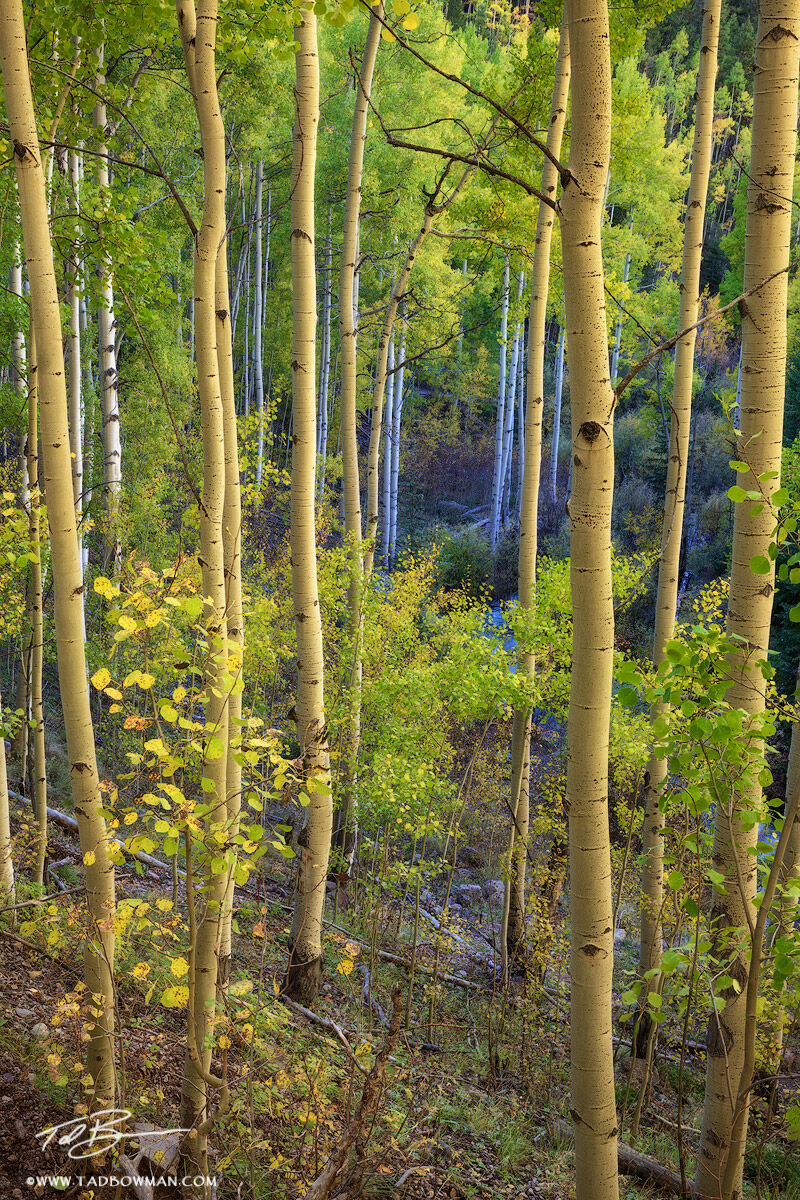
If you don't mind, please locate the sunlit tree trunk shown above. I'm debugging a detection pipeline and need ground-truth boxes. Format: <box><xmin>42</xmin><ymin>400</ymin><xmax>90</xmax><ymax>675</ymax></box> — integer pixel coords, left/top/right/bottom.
<box><xmin>0</xmin><ymin>0</ymin><xmax>116</xmax><ymax>1103</ymax></box>
<box><xmin>317</xmin><ymin>209</ymin><xmax>332</xmax><ymax>473</ymax></box>
<box><xmin>335</xmin><ymin>4</ymin><xmax>382</xmax><ymax>864</ymax></box>
<box><xmin>637</xmin><ymin>0</ymin><xmax>721</xmax><ymax>1060</ymax></box>
<box><xmin>283</xmin><ymin>4</ymin><xmax>333</xmax><ymax>1008</ymax></box>
<box><xmin>560</xmin><ymin>0</ymin><xmax>618</xmax><ymax>1193</ymax></box>
<box><xmin>695</xmin><ymin>5</ymin><xmax>800</xmax><ymax>1195</ymax></box>
<box><xmin>504</xmin><ymin>16</ymin><xmax>570</xmax><ymax>966</ymax></box>
<box><xmin>176</xmin><ymin>0</ymin><xmax>232</xmax><ymax>1169</ymax></box>
<box><xmin>217</xmin><ymin>239</ymin><xmax>244</xmax><ymax>983</ymax></box>
<box><xmin>10</xmin><ymin>252</ymin><xmax>29</xmax><ymax>765</ymax></box>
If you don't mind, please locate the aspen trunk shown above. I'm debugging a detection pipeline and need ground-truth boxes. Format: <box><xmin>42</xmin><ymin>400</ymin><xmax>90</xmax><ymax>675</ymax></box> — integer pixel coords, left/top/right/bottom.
<box><xmin>694</xmin><ymin>5</ymin><xmax>800</xmax><ymax>1195</ymax></box>
<box><xmin>284</xmin><ymin>5</ymin><xmax>333</xmax><ymax>1008</ymax></box>
<box><xmin>560</xmin><ymin>0</ymin><xmax>619</xmax><ymax>1193</ymax></box>
<box><xmin>516</xmin><ymin>323</ymin><xmax>526</xmax><ymax>520</ymax></box>
<box><xmin>500</xmin><ymin>273</ymin><xmax>524</xmax><ymax>520</ymax></box>
<box><xmin>382</xmin><ymin>335</ymin><xmax>395</xmax><ymax>568</ymax></box>
<box><xmin>27</xmin><ymin>329</ymin><xmax>48</xmax><ymax>891</ymax></box>
<box><xmin>10</xmin><ymin>253</ymin><xmax>29</xmax><ymax>765</ymax></box>
<box><xmin>0</xmin><ymin>688</ymin><xmax>15</xmax><ymax>909</ymax></box>
<box><xmin>93</xmin><ymin>49</ymin><xmax>122</xmax><ymax>574</ymax></box>
<box><xmin>176</xmin><ymin>0</ymin><xmax>232</xmax><ymax>1166</ymax></box>
<box><xmin>637</xmin><ymin>0</ymin><xmax>722</xmax><ymax>1058</ymax></box>
<box><xmin>363</xmin><ymin>210</ymin><xmax>437</xmax><ymax>576</ymax></box>
<box><xmin>0</xmin><ymin>0</ymin><xmax>116</xmax><ymax>1103</ymax></box>
<box><xmin>317</xmin><ymin>210</ymin><xmax>332</xmax><ymax>467</ymax></box>
<box><xmin>253</xmin><ymin>159</ymin><xmax>265</xmax><ymax>489</ymax></box>
<box><xmin>549</xmin><ymin>326</ymin><xmax>565</xmax><ymax>506</ymax></box>
<box><xmin>67</xmin><ymin>149</ymin><xmax>84</xmax><ymax>597</ymax></box>
<box><xmin>335</xmin><ymin>5</ymin><xmax>382</xmax><ymax>863</ymax></box>
<box><xmin>217</xmin><ymin>237</ymin><xmax>244</xmax><ymax>981</ymax></box>
<box><xmin>389</xmin><ymin>326</ymin><xmax>405</xmax><ymax>567</ymax></box>
<box><xmin>504</xmin><ymin>17</ymin><xmax>570</xmax><ymax>965</ymax></box>
<box><xmin>490</xmin><ymin>258</ymin><xmax>510</xmax><ymax>546</ymax></box>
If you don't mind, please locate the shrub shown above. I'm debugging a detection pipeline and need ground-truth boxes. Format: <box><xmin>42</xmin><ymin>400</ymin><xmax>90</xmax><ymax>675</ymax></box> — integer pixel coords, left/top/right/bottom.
<box><xmin>434</xmin><ymin>528</ymin><xmax>492</xmax><ymax>599</ymax></box>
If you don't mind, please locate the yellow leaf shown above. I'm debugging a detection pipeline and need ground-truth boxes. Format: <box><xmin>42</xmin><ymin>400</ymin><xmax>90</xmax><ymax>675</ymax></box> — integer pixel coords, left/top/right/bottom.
<box><xmin>91</xmin><ymin>668</ymin><xmax>111</xmax><ymax>691</ymax></box>
<box><xmin>109</xmin><ymin>704</ymin><xmax>123</xmax><ymax>714</ymax></box>
<box><xmin>160</xmin><ymin>986</ymin><xmax>189</xmax><ymax>1008</ymax></box>
<box><xmin>218</xmin><ymin>1035</ymin><xmax>231</xmax><ymax>1050</ymax></box>
<box><xmin>336</xmin><ymin>958</ymin><xmax>354</xmax><ymax>976</ymax></box>
<box><xmin>381</xmin><ymin>27</ymin><xmax>395</xmax><ymax>40</ymax></box>
<box><xmin>137</xmin><ymin>672</ymin><xmax>155</xmax><ymax>689</ymax></box>
<box><xmin>170</xmin><ymin>956</ymin><xmax>189</xmax><ymax>978</ymax></box>
<box><xmin>403</xmin><ymin>11</ymin><xmax>419</xmax><ymax>28</ymax></box>
<box><xmin>83</xmin><ymin>849</ymin><xmax>96</xmax><ymax>866</ymax></box>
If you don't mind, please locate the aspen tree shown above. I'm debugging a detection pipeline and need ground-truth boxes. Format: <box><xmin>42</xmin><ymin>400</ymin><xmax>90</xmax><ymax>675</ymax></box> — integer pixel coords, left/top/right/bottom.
<box><xmin>382</xmin><ymin>335</ymin><xmax>395</xmax><ymax>567</ymax></box>
<box><xmin>10</xmin><ymin>253</ymin><xmax>29</xmax><ymax>767</ymax></box>
<box><xmin>175</xmin><ymin>0</ymin><xmax>233</xmax><ymax>1156</ymax></box>
<box><xmin>490</xmin><ymin>257</ymin><xmax>510</xmax><ymax>546</ymax></box>
<box><xmin>695</xmin><ymin>4</ymin><xmax>800</xmax><ymax>1194</ymax></box>
<box><xmin>637</xmin><ymin>0</ymin><xmax>721</xmax><ymax>1058</ymax></box>
<box><xmin>93</xmin><ymin>47</ymin><xmax>121</xmax><ymax>574</ymax></box>
<box><xmin>0</xmin><ymin>0</ymin><xmax>116</xmax><ymax>1102</ymax></box>
<box><xmin>560</xmin><ymin>0</ymin><xmax>619</xmax><ymax>1193</ymax></box>
<box><xmin>549</xmin><ymin>326</ymin><xmax>565</xmax><ymax>505</ymax></box>
<box><xmin>284</xmin><ymin>2</ymin><xmax>334</xmax><ymax>1006</ymax></box>
<box><xmin>0</xmin><ymin>690</ymin><xmax>14</xmax><ymax>909</ymax></box>
<box><xmin>389</xmin><ymin>323</ymin><xmax>405</xmax><ymax>566</ymax></box>
<box><xmin>336</xmin><ymin>3</ymin><xmax>382</xmax><ymax>860</ymax></box>
<box><xmin>504</xmin><ymin>16</ymin><xmax>569</xmax><ymax>964</ymax></box>
<box><xmin>217</xmin><ymin>241</ymin><xmax>244</xmax><ymax>980</ymax></box>
<box><xmin>253</xmin><ymin>160</ymin><xmax>266</xmax><ymax>489</ymax></box>
<box><xmin>67</xmin><ymin>151</ymin><xmax>84</xmax><ymax>566</ymax></box>
<box><xmin>317</xmin><ymin>209</ymin><xmax>332</xmax><ymax>471</ymax></box>
<box><xmin>27</xmin><ymin>329</ymin><xmax>48</xmax><ymax>891</ymax></box>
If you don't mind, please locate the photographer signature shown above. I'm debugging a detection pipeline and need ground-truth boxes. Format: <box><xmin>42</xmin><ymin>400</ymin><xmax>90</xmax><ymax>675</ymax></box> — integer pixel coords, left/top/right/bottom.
<box><xmin>34</xmin><ymin>1110</ymin><xmax>189</xmax><ymax>1161</ymax></box>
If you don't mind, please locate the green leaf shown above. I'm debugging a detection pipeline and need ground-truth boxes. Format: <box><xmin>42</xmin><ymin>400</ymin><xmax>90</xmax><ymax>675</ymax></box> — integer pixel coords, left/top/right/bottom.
<box><xmin>727</xmin><ymin>485</ymin><xmax>747</xmax><ymax>503</ymax></box>
<box><xmin>617</xmin><ymin>685</ymin><xmax>638</xmax><ymax>708</ymax></box>
<box><xmin>667</xmin><ymin>870</ymin><xmax>684</xmax><ymax>890</ymax></box>
<box><xmin>750</xmin><ymin>555</ymin><xmax>771</xmax><ymax>575</ymax></box>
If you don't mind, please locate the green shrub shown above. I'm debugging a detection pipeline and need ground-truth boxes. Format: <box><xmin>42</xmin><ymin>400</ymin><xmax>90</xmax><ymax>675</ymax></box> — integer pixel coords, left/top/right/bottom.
<box><xmin>434</xmin><ymin>527</ymin><xmax>492</xmax><ymax>599</ymax></box>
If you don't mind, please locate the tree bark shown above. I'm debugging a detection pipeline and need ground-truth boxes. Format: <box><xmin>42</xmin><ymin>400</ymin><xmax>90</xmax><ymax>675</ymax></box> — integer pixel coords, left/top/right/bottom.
<box><xmin>0</xmin><ymin>0</ymin><xmax>116</xmax><ymax>1104</ymax></box>
<box><xmin>175</xmin><ymin>0</ymin><xmax>233</xmax><ymax>1172</ymax></box>
<box><xmin>335</xmin><ymin>5</ymin><xmax>382</xmax><ymax>865</ymax></box>
<box><xmin>638</xmin><ymin>0</ymin><xmax>722</xmax><ymax>1057</ymax></box>
<box><xmin>283</xmin><ymin>4</ymin><xmax>333</xmax><ymax>1008</ymax></box>
<box><xmin>253</xmin><ymin>159</ymin><xmax>265</xmax><ymax>489</ymax></box>
<box><xmin>93</xmin><ymin>47</ymin><xmax>122</xmax><ymax>575</ymax></box>
<box><xmin>549</xmin><ymin>325</ymin><xmax>565</xmax><ymax>506</ymax></box>
<box><xmin>490</xmin><ymin>257</ymin><xmax>510</xmax><ymax>546</ymax></box>
<box><xmin>560</xmin><ymin>0</ymin><xmax>618</xmax><ymax>1194</ymax></box>
<box><xmin>504</xmin><ymin>14</ymin><xmax>570</xmax><ymax>966</ymax></box>
<box><xmin>695</xmin><ymin>5</ymin><xmax>800</xmax><ymax>1195</ymax></box>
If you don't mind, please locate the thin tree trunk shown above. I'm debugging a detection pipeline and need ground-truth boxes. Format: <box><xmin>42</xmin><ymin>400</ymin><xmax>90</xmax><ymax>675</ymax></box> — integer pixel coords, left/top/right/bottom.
<box><xmin>695</xmin><ymin>5</ymin><xmax>800</xmax><ymax>1195</ymax></box>
<box><xmin>549</xmin><ymin>325</ymin><xmax>566</xmax><ymax>506</ymax></box>
<box><xmin>27</xmin><ymin>328</ymin><xmax>47</xmax><ymax>891</ymax></box>
<box><xmin>335</xmin><ymin>3</ymin><xmax>382</xmax><ymax>866</ymax></box>
<box><xmin>0</xmin><ymin>687</ymin><xmax>13</xmax><ymax>911</ymax></box>
<box><xmin>637</xmin><ymin>0</ymin><xmax>722</xmax><ymax>1060</ymax></box>
<box><xmin>283</xmin><ymin>5</ymin><xmax>333</xmax><ymax>1009</ymax></box>
<box><xmin>1</xmin><ymin>0</ymin><xmax>116</xmax><ymax>1103</ymax></box>
<box><xmin>490</xmin><ymin>257</ymin><xmax>510</xmax><ymax>546</ymax></box>
<box><xmin>175</xmin><ymin>0</ymin><xmax>232</xmax><ymax>1173</ymax></box>
<box><xmin>93</xmin><ymin>48</ymin><xmax>121</xmax><ymax>575</ymax></box>
<box><xmin>317</xmin><ymin>209</ymin><xmax>332</xmax><ymax>465</ymax></box>
<box><xmin>389</xmin><ymin>325</ymin><xmax>405</xmax><ymax>567</ymax></box>
<box><xmin>382</xmin><ymin>335</ymin><xmax>395</xmax><ymax>568</ymax></box>
<box><xmin>67</xmin><ymin>149</ymin><xmax>84</xmax><ymax>607</ymax></box>
<box><xmin>254</xmin><ymin>159</ymin><xmax>265</xmax><ymax>489</ymax></box>
<box><xmin>10</xmin><ymin>253</ymin><xmax>29</xmax><ymax>765</ymax></box>
<box><xmin>560</xmin><ymin>0</ymin><xmax>618</xmax><ymax>1193</ymax></box>
<box><xmin>504</xmin><ymin>17</ymin><xmax>570</xmax><ymax>967</ymax></box>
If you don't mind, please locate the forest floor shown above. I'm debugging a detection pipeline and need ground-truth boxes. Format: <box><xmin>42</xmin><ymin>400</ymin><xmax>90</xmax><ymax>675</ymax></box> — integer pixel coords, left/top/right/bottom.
<box><xmin>1</xmin><ymin>778</ymin><xmax>799</xmax><ymax>1200</ymax></box>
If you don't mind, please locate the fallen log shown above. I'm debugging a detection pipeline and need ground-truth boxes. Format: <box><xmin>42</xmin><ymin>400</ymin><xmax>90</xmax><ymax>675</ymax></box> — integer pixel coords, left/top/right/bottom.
<box><xmin>549</xmin><ymin>1116</ymin><xmax>689</xmax><ymax>1196</ymax></box>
